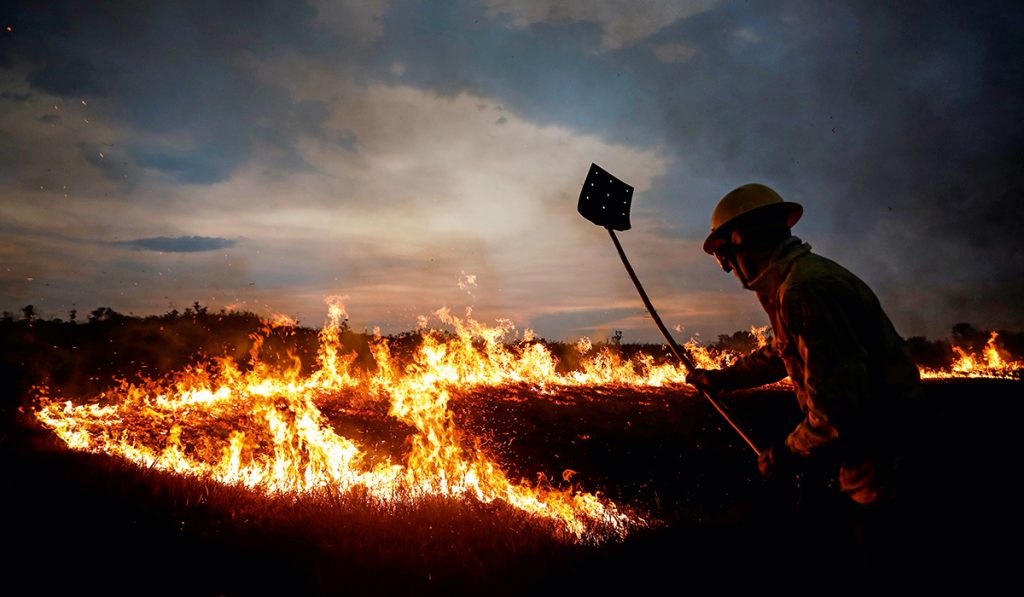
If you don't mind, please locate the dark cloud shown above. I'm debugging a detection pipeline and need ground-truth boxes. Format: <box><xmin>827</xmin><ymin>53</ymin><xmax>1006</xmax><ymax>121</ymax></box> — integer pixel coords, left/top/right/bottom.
<box><xmin>5</xmin><ymin>0</ymin><xmax>355</xmax><ymax>185</ymax></box>
<box><xmin>1</xmin><ymin>90</ymin><xmax>31</xmax><ymax>101</ymax></box>
<box><xmin>26</xmin><ymin>59</ymin><xmax>104</xmax><ymax>96</ymax></box>
<box><xmin>135</xmin><ymin>144</ymin><xmax>248</xmax><ymax>185</ymax></box>
<box><xmin>378</xmin><ymin>1</ymin><xmax>644</xmax><ymax>138</ymax></box>
<box><xmin>115</xmin><ymin>236</ymin><xmax>238</xmax><ymax>253</ymax></box>
<box><xmin>375</xmin><ymin>0</ymin><xmax>1024</xmax><ymax>336</ymax></box>
<box><xmin>642</xmin><ymin>1</ymin><xmax>1024</xmax><ymax>333</ymax></box>
<box><xmin>79</xmin><ymin>143</ymin><xmax>139</xmax><ymax>185</ymax></box>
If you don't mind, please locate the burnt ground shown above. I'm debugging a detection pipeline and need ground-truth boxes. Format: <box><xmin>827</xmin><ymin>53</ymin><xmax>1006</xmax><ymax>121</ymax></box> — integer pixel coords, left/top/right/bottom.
<box><xmin>1</xmin><ymin>375</ymin><xmax>1020</xmax><ymax>595</ymax></box>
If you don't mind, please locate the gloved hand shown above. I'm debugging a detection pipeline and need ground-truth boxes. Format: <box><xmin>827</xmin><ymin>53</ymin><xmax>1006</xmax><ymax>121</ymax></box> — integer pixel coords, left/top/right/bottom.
<box><xmin>758</xmin><ymin>441</ymin><xmax>799</xmax><ymax>480</ymax></box>
<box><xmin>686</xmin><ymin>368</ymin><xmax>723</xmax><ymax>397</ymax></box>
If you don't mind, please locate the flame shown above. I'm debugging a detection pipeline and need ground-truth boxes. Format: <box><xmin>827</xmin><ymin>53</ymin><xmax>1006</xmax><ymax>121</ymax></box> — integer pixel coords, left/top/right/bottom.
<box><xmin>267</xmin><ymin>312</ymin><xmax>298</xmax><ymax>327</ymax></box>
<box><xmin>921</xmin><ymin>331</ymin><xmax>1022</xmax><ymax>379</ymax></box>
<box><xmin>986</xmin><ymin>332</ymin><xmax>1007</xmax><ymax>370</ymax></box>
<box><xmin>34</xmin><ymin>299</ymin><xmax>737</xmax><ymax>543</ymax></box>
<box><xmin>34</xmin><ymin>297</ymin><xmax>1016</xmax><ymax>542</ymax></box>
<box><xmin>750</xmin><ymin>325</ymin><xmax>770</xmax><ymax>349</ymax></box>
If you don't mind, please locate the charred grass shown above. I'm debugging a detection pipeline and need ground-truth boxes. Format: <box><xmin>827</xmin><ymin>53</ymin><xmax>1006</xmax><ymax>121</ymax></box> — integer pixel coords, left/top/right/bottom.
<box><xmin>7</xmin><ymin>431</ymin><xmax>567</xmax><ymax>594</ymax></box>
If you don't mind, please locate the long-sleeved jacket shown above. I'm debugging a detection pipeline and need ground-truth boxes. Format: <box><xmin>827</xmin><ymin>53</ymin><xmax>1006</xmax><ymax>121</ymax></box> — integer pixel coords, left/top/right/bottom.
<box><xmin>714</xmin><ymin>237</ymin><xmax>920</xmax><ymax>503</ymax></box>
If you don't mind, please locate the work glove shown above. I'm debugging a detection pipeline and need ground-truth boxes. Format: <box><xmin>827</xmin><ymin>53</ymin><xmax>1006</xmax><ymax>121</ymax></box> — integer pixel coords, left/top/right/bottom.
<box><xmin>686</xmin><ymin>368</ymin><xmax>723</xmax><ymax>397</ymax></box>
<box><xmin>758</xmin><ymin>441</ymin><xmax>799</xmax><ymax>480</ymax></box>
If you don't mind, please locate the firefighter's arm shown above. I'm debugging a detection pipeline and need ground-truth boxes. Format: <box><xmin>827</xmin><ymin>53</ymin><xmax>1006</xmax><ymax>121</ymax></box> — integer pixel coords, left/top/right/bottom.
<box><xmin>690</xmin><ymin>343</ymin><xmax>787</xmax><ymax>396</ymax></box>
<box><xmin>711</xmin><ymin>342</ymin><xmax>789</xmax><ymax>392</ymax></box>
<box><xmin>781</xmin><ymin>284</ymin><xmax>870</xmax><ymax>457</ymax></box>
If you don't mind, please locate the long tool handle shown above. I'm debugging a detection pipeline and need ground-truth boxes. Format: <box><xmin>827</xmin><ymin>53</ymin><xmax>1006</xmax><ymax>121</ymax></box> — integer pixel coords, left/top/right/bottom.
<box><xmin>607</xmin><ymin>228</ymin><xmax>761</xmax><ymax>456</ymax></box>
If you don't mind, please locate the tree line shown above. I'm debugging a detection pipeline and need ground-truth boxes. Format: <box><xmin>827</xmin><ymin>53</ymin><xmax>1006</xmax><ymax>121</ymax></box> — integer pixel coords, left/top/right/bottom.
<box><xmin>3</xmin><ymin>304</ymin><xmax>1020</xmax><ymax>398</ymax></box>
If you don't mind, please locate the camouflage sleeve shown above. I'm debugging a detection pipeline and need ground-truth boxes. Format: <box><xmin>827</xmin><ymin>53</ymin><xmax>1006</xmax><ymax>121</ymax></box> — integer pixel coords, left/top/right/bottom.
<box><xmin>714</xmin><ymin>343</ymin><xmax>789</xmax><ymax>391</ymax></box>
<box><xmin>781</xmin><ymin>283</ymin><xmax>870</xmax><ymax>456</ymax></box>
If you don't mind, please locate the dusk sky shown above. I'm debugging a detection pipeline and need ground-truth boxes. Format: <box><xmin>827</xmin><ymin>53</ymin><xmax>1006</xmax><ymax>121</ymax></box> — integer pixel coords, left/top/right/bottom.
<box><xmin>2</xmin><ymin>1</ymin><xmax>1021</xmax><ymax>343</ymax></box>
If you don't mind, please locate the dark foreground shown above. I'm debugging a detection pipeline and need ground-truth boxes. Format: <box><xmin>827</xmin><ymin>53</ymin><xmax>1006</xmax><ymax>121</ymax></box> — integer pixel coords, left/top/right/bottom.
<box><xmin>2</xmin><ymin>378</ymin><xmax>1018</xmax><ymax>595</ymax></box>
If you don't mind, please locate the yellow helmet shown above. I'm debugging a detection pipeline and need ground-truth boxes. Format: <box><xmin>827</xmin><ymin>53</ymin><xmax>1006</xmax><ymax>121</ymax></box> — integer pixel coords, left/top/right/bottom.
<box><xmin>703</xmin><ymin>183</ymin><xmax>803</xmax><ymax>254</ymax></box>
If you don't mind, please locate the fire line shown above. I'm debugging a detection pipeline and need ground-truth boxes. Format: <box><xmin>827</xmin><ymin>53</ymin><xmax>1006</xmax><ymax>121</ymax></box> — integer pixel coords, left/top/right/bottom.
<box><xmin>31</xmin><ymin>300</ymin><xmax>1019</xmax><ymax>542</ymax></box>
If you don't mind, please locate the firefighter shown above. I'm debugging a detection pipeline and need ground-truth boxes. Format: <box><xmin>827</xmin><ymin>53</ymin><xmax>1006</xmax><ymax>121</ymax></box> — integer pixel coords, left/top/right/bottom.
<box><xmin>686</xmin><ymin>184</ymin><xmax>924</xmax><ymax>580</ymax></box>
<box><xmin>686</xmin><ymin>183</ymin><xmax>921</xmax><ymax>506</ymax></box>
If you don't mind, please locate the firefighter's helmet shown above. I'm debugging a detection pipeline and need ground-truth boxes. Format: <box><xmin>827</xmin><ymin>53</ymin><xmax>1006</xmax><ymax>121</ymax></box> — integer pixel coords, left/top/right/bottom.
<box><xmin>703</xmin><ymin>183</ymin><xmax>803</xmax><ymax>254</ymax></box>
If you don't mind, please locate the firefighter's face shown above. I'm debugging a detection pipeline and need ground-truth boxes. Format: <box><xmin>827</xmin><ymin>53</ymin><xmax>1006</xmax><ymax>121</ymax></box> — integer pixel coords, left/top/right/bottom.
<box><xmin>714</xmin><ymin>244</ymin><xmax>736</xmax><ymax>274</ymax></box>
<box><xmin>715</xmin><ymin>229</ymin><xmax>746</xmax><ymax>273</ymax></box>
<box><xmin>715</xmin><ymin>229</ymin><xmax>752</xmax><ymax>286</ymax></box>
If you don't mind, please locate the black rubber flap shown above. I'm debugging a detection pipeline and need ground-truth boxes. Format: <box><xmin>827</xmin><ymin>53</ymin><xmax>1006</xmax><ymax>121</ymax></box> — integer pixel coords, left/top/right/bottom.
<box><xmin>578</xmin><ymin>163</ymin><xmax>633</xmax><ymax>231</ymax></box>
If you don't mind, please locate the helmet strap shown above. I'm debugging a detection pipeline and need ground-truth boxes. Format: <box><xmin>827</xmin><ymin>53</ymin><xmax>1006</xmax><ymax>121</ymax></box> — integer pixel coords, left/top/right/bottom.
<box><xmin>731</xmin><ymin>254</ymin><xmax>754</xmax><ymax>291</ymax></box>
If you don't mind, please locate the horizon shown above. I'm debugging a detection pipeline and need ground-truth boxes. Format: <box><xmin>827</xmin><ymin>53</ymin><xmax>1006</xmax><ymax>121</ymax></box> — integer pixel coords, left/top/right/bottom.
<box><xmin>5</xmin><ymin>300</ymin><xmax>1018</xmax><ymax>348</ymax></box>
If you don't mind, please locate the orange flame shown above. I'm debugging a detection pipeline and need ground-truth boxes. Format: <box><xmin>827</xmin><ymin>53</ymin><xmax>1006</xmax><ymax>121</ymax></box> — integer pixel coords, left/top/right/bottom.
<box><xmin>36</xmin><ymin>299</ymin><xmax>739</xmax><ymax>543</ymax></box>
<box><xmin>34</xmin><ymin>298</ymin><xmax>1016</xmax><ymax>542</ymax></box>
<box><xmin>920</xmin><ymin>332</ymin><xmax>1022</xmax><ymax>379</ymax></box>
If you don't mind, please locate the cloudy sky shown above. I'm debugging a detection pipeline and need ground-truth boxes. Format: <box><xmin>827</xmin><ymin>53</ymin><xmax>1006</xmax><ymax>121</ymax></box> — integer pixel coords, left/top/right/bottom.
<box><xmin>1</xmin><ymin>1</ymin><xmax>1021</xmax><ymax>342</ymax></box>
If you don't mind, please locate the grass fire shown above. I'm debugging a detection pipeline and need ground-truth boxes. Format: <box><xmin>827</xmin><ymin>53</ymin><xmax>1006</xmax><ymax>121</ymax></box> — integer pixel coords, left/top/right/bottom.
<box><xmin>29</xmin><ymin>298</ymin><xmax>775</xmax><ymax>544</ymax></box>
<box><xmin>1</xmin><ymin>300</ymin><xmax>1021</xmax><ymax>592</ymax></box>
<box><xmin>29</xmin><ymin>299</ymin><xmax>1012</xmax><ymax>540</ymax></box>
<box><xmin>33</xmin><ymin>298</ymin><xmax>653</xmax><ymax>543</ymax></box>
<box><xmin>22</xmin><ymin>298</ymin><xmax>1023</xmax><ymax>534</ymax></box>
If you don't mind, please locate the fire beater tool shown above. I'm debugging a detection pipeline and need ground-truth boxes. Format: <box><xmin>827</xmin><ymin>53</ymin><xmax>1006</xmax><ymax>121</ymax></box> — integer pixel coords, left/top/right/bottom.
<box><xmin>577</xmin><ymin>163</ymin><xmax>761</xmax><ymax>456</ymax></box>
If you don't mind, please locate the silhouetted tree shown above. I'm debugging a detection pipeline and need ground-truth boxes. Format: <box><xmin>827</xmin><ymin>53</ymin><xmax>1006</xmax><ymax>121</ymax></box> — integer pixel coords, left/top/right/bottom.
<box><xmin>69</xmin><ymin>308</ymin><xmax>77</xmax><ymax>323</ymax></box>
<box><xmin>952</xmin><ymin>322</ymin><xmax>979</xmax><ymax>340</ymax></box>
<box><xmin>951</xmin><ymin>322</ymin><xmax>987</xmax><ymax>353</ymax></box>
<box><xmin>905</xmin><ymin>336</ymin><xmax>953</xmax><ymax>370</ymax></box>
<box><xmin>21</xmin><ymin>305</ymin><xmax>35</xmax><ymax>322</ymax></box>
<box><xmin>88</xmin><ymin>307</ymin><xmax>124</xmax><ymax>323</ymax></box>
<box><xmin>711</xmin><ymin>330</ymin><xmax>760</xmax><ymax>354</ymax></box>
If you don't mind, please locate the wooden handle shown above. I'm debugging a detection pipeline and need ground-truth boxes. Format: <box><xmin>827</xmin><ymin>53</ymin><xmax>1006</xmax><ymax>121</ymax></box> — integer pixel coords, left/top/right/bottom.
<box><xmin>607</xmin><ymin>228</ymin><xmax>761</xmax><ymax>456</ymax></box>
